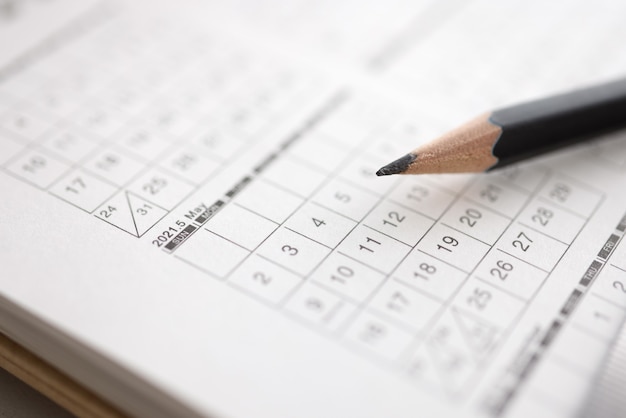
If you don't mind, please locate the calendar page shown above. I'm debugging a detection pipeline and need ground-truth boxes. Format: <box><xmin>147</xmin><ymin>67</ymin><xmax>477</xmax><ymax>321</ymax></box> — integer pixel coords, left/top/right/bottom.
<box><xmin>1</xmin><ymin>1</ymin><xmax>626</xmax><ymax>417</ymax></box>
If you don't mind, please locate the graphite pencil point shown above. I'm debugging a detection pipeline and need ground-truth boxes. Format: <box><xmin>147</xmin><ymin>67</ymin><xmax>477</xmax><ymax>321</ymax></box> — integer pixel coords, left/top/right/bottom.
<box><xmin>376</xmin><ymin>153</ymin><xmax>416</xmax><ymax>176</ymax></box>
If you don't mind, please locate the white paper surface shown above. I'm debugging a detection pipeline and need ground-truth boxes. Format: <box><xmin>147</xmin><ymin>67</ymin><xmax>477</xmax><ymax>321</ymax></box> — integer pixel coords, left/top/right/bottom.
<box><xmin>1</xmin><ymin>1</ymin><xmax>626</xmax><ymax>417</ymax></box>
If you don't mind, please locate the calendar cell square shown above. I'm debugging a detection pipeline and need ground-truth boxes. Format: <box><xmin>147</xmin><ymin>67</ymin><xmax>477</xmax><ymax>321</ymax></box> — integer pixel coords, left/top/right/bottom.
<box><xmin>73</xmin><ymin>103</ymin><xmax>129</xmax><ymax>139</ymax></box>
<box><xmin>464</xmin><ymin>178</ymin><xmax>530</xmax><ymax>218</ymax></box>
<box><xmin>29</xmin><ymin>85</ymin><xmax>83</xmax><ymax>118</ymax></box>
<box><xmin>517</xmin><ymin>198</ymin><xmax>586</xmax><ymax>244</ymax></box>
<box><xmin>191</xmin><ymin>125</ymin><xmax>245</xmax><ymax>161</ymax></box>
<box><xmin>590</xmin><ymin>265</ymin><xmax>626</xmax><ymax>308</ymax></box>
<box><xmin>234</xmin><ymin>180</ymin><xmax>303</xmax><ymax>224</ymax></box>
<box><xmin>549</xmin><ymin>325</ymin><xmax>607</xmax><ymax>375</ymax></box>
<box><xmin>84</xmin><ymin>148</ymin><xmax>144</xmax><ymax>186</ymax></box>
<box><xmin>49</xmin><ymin>169</ymin><xmax>117</xmax><ymax>212</ymax></box>
<box><xmin>99</xmin><ymin>79</ymin><xmax>152</xmax><ymax>115</ymax></box>
<box><xmin>223</xmin><ymin>105</ymin><xmax>269</xmax><ymax>139</ymax></box>
<box><xmin>312</xmin><ymin>178</ymin><xmax>378</xmax><ymax>221</ymax></box>
<box><xmin>393</xmin><ymin>249</ymin><xmax>466</xmax><ymax>302</ymax></box>
<box><xmin>496</xmin><ymin>223</ymin><xmax>568</xmax><ymax>272</ymax></box>
<box><xmin>424</xmin><ymin>311</ymin><xmax>478</xmax><ymax>390</ymax></box>
<box><xmin>388</xmin><ymin>179</ymin><xmax>455</xmax><ymax>220</ymax></box>
<box><xmin>363</xmin><ymin>200</ymin><xmax>434</xmax><ymax>246</ymax></box>
<box><xmin>116</xmin><ymin>126</ymin><xmax>172</xmax><ymax>162</ymax></box>
<box><xmin>159</xmin><ymin>146</ymin><xmax>220</xmax><ymax>185</ymax></box>
<box><xmin>492</xmin><ymin>164</ymin><xmax>547</xmax><ymax>192</ymax></box>
<box><xmin>570</xmin><ymin>294</ymin><xmax>625</xmax><ymax>340</ymax></box>
<box><xmin>416</xmin><ymin>223</ymin><xmax>490</xmax><ymax>273</ymax></box>
<box><xmin>176</xmin><ymin>229</ymin><xmax>249</xmax><ymax>278</ymax></box>
<box><xmin>261</xmin><ymin>156</ymin><xmax>326</xmax><ymax>198</ymax></box>
<box><xmin>0</xmin><ymin>108</ymin><xmax>53</xmax><ymax>141</ymax></box>
<box><xmin>338</xmin><ymin>156</ymin><xmax>398</xmax><ymax>196</ymax></box>
<box><xmin>474</xmin><ymin>250</ymin><xmax>547</xmax><ymax>300</ymax></box>
<box><xmin>287</xmin><ymin>133</ymin><xmax>345</xmax><ymax>173</ymax></box>
<box><xmin>230</xmin><ymin>254</ymin><xmax>302</xmax><ymax>304</ymax></box>
<box><xmin>207</xmin><ymin>204</ymin><xmax>277</xmax><ymax>250</ymax></box>
<box><xmin>152</xmin><ymin>102</ymin><xmax>200</xmax><ymax>138</ymax></box>
<box><xmin>0</xmin><ymin>135</ymin><xmax>24</xmax><ymax>165</ymax></box>
<box><xmin>283</xmin><ymin>201</ymin><xmax>357</xmax><ymax>248</ymax></box>
<box><xmin>403</xmin><ymin>345</ymin><xmax>444</xmax><ymax>390</ymax></box>
<box><xmin>311</xmin><ymin>252</ymin><xmax>385</xmax><ymax>303</ymax></box>
<box><xmin>285</xmin><ymin>282</ymin><xmax>357</xmax><ymax>332</ymax></box>
<box><xmin>127</xmin><ymin>168</ymin><xmax>195</xmax><ymax>210</ymax></box>
<box><xmin>453</xmin><ymin>277</ymin><xmax>525</xmax><ymax>330</ymax></box>
<box><xmin>337</xmin><ymin>225</ymin><xmax>411</xmax><ymax>274</ymax></box>
<box><xmin>440</xmin><ymin>198</ymin><xmax>511</xmax><ymax>245</ymax></box>
<box><xmin>6</xmin><ymin>149</ymin><xmax>71</xmax><ymax>189</ymax></box>
<box><xmin>41</xmin><ymin>127</ymin><xmax>99</xmax><ymax>163</ymax></box>
<box><xmin>537</xmin><ymin>175</ymin><xmax>602</xmax><ymax>217</ymax></box>
<box><xmin>344</xmin><ymin>310</ymin><xmax>414</xmax><ymax>362</ymax></box>
<box><xmin>369</xmin><ymin>279</ymin><xmax>442</xmax><ymax>333</ymax></box>
<box><xmin>256</xmin><ymin>227</ymin><xmax>330</xmax><ymax>276</ymax></box>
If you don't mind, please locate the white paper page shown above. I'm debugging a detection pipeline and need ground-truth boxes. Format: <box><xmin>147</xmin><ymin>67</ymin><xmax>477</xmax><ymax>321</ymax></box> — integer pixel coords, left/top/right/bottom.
<box><xmin>1</xmin><ymin>1</ymin><xmax>626</xmax><ymax>417</ymax></box>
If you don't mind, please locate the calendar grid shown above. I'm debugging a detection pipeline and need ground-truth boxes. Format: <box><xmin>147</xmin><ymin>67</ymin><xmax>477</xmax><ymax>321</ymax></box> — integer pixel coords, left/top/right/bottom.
<box><xmin>0</xmin><ymin>6</ymin><xmax>615</xmax><ymax>406</ymax></box>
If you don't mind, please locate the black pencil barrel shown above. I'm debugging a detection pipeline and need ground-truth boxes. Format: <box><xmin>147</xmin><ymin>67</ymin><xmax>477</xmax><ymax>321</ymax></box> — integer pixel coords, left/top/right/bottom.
<box><xmin>489</xmin><ymin>78</ymin><xmax>626</xmax><ymax>169</ymax></box>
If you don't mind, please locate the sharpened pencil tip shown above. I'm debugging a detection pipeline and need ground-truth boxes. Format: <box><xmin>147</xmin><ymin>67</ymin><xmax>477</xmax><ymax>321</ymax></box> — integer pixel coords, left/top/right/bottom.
<box><xmin>376</xmin><ymin>153</ymin><xmax>416</xmax><ymax>176</ymax></box>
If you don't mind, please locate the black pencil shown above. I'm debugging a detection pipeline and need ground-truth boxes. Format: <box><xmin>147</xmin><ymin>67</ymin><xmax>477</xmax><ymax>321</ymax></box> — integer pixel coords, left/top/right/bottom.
<box><xmin>376</xmin><ymin>78</ymin><xmax>626</xmax><ymax>176</ymax></box>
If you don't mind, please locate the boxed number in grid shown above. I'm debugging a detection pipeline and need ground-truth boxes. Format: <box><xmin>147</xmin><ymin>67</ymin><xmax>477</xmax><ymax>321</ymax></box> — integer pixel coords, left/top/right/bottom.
<box><xmin>95</xmin><ymin>191</ymin><xmax>167</xmax><ymax>237</ymax></box>
<box><xmin>159</xmin><ymin>146</ymin><xmax>220</xmax><ymax>185</ymax></box>
<box><xmin>336</xmin><ymin>224</ymin><xmax>412</xmax><ymax>274</ymax></box>
<box><xmin>344</xmin><ymin>310</ymin><xmax>414</xmax><ymax>362</ymax></box>
<box><xmin>517</xmin><ymin>198</ymin><xmax>586</xmax><ymax>244</ymax></box>
<box><xmin>310</xmin><ymin>252</ymin><xmax>386</xmax><ymax>304</ymax></box>
<box><xmin>393</xmin><ymin>249</ymin><xmax>467</xmax><ymax>302</ymax></box>
<box><xmin>256</xmin><ymin>227</ymin><xmax>330</xmax><ymax>276</ymax></box>
<box><xmin>590</xmin><ymin>266</ymin><xmax>626</xmax><ymax>308</ymax></box>
<box><xmin>72</xmin><ymin>102</ymin><xmax>129</xmax><ymax>140</ymax></box>
<box><xmin>283</xmin><ymin>201</ymin><xmax>357</xmax><ymax>248</ymax></box>
<box><xmin>83</xmin><ymin>148</ymin><xmax>144</xmax><ymax>186</ymax></box>
<box><xmin>570</xmin><ymin>294</ymin><xmax>625</xmax><ymax>340</ymax></box>
<box><xmin>452</xmin><ymin>277</ymin><xmax>525</xmax><ymax>330</ymax></box>
<box><xmin>495</xmin><ymin>224</ymin><xmax>568</xmax><ymax>272</ymax></box>
<box><xmin>229</xmin><ymin>254</ymin><xmax>302</xmax><ymax>305</ymax></box>
<box><xmin>312</xmin><ymin>177</ymin><xmax>379</xmax><ymax>222</ymax></box>
<box><xmin>5</xmin><ymin>149</ymin><xmax>71</xmax><ymax>189</ymax></box>
<box><xmin>49</xmin><ymin>169</ymin><xmax>117</xmax><ymax>213</ymax></box>
<box><xmin>473</xmin><ymin>250</ymin><xmax>547</xmax><ymax>300</ymax></box>
<box><xmin>463</xmin><ymin>178</ymin><xmax>530</xmax><ymax>218</ymax></box>
<box><xmin>538</xmin><ymin>175</ymin><xmax>602</xmax><ymax>218</ymax></box>
<box><xmin>368</xmin><ymin>279</ymin><xmax>442</xmax><ymax>333</ymax></box>
<box><xmin>284</xmin><ymin>282</ymin><xmax>357</xmax><ymax>333</ymax></box>
<box><xmin>362</xmin><ymin>200</ymin><xmax>434</xmax><ymax>247</ymax></box>
<box><xmin>388</xmin><ymin>179</ymin><xmax>455</xmax><ymax>220</ymax></box>
<box><xmin>416</xmin><ymin>223</ymin><xmax>491</xmax><ymax>273</ymax></box>
<box><xmin>127</xmin><ymin>168</ymin><xmax>194</xmax><ymax>211</ymax></box>
<box><xmin>439</xmin><ymin>198</ymin><xmax>511</xmax><ymax>245</ymax></box>
<box><xmin>40</xmin><ymin>127</ymin><xmax>99</xmax><ymax>164</ymax></box>
<box><xmin>0</xmin><ymin>106</ymin><xmax>54</xmax><ymax>141</ymax></box>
